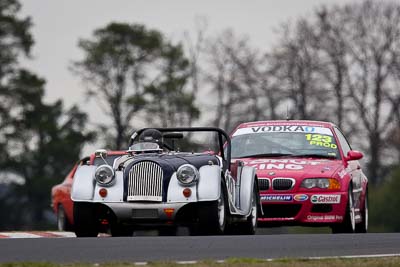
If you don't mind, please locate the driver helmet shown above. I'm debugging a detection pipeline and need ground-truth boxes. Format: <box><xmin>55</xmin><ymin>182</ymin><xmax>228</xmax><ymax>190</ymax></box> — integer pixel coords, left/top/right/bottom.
<box><xmin>139</xmin><ymin>129</ymin><xmax>163</xmax><ymax>146</ymax></box>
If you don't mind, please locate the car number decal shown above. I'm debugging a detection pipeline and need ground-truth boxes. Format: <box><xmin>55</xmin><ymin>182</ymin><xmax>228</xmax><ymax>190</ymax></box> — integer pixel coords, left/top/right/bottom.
<box><xmin>305</xmin><ymin>134</ymin><xmax>338</xmax><ymax>149</ymax></box>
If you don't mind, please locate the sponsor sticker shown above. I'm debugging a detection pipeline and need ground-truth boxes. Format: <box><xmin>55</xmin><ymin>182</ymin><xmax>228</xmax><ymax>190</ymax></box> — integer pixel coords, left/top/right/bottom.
<box><xmin>245</xmin><ymin>159</ymin><xmax>323</xmax><ymax>171</ymax></box>
<box><xmin>305</xmin><ymin>133</ymin><xmax>338</xmax><ymax>149</ymax></box>
<box><xmin>307</xmin><ymin>215</ymin><xmax>343</xmax><ymax>221</ymax></box>
<box><xmin>294</xmin><ymin>194</ymin><xmax>309</xmax><ymax>201</ymax></box>
<box><xmin>311</xmin><ymin>194</ymin><xmax>341</xmax><ymax>204</ymax></box>
<box><xmin>261</xmin><ymin>195</ymin><xmax>293</xmax><ymax>202</ymax></box>
<box><xmin>233</xmin><ymin>125</ymin><xmax>333</xmax><ymax>137</ymax></box>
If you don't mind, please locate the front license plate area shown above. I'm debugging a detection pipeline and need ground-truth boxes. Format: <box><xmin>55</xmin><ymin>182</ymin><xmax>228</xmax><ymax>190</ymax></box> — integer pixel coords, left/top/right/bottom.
<box><xmin>132</xmin><ymin>209</ymin><xmax>159</xmax><ymax>219</ymax></box>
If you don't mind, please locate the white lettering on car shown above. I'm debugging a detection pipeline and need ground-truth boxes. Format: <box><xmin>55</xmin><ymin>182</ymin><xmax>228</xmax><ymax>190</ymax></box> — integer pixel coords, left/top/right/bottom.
<box><xmin>232</xmin><ymin>125</ymin><xmax>333</xmax><ymax>136</ymax></box>
<box><xmin>249</xmin><ymin>163</ymin><xmax>304</xmax><ymax>170</ymax></box>
<box><xmin>245</xmin><ymin>159</ymin><xmax>323</xmax><ymax>170</ymax></box>
<box><xmin>307</xmin><ymin>215</ymin><xmax>343</xmax><ymax>221</ymax></box>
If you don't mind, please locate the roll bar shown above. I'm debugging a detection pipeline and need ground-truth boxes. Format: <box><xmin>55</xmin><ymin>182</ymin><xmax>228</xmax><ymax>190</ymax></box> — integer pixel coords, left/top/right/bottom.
<box><xmin>129</xmin><ymin>127</ymin><xmax>231</xmax><ymax>170</ymax></box>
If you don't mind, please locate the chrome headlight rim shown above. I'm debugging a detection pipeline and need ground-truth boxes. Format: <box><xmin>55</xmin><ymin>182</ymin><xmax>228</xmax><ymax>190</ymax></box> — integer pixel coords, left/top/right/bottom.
<box><xmin>176</xmin><ymin>164</ymin><xmax>199</xmax><ymax>185</ymax></box>
<box><xmin>95</xmin><ymin>164</ymin><xmax>115</xmax><ymax>187</ymax></box>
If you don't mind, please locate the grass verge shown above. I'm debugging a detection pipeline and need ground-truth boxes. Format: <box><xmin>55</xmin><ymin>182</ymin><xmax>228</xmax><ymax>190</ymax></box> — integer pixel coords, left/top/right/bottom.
<box><xmin>1</xmin><ymin>257</ymin><xmax>400</xmax><ymax>267</ymax></box>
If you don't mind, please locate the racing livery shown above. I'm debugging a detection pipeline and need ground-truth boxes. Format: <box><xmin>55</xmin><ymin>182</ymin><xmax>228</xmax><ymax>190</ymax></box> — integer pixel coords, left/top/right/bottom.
<box><xmin>230</xmin><ymin>120</ymin><xmax>368</xmax><ymax>233</ymax></box>
<box><xmin>71</xmin><ymin>127</ymin><xmax>259</xmax><ymax>237</ymax></box>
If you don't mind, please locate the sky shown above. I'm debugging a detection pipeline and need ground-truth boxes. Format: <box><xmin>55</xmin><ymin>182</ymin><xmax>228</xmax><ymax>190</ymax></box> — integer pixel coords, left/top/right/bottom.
<box><xmin>19</xmin><ymin>0</ymin><xmax>359</xmax><ymax>154</ymax></box>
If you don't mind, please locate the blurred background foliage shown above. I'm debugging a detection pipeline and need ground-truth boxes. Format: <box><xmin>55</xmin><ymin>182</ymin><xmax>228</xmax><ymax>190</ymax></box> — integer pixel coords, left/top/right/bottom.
<box><xmin>0</xmin><ymin>0</ymin><xmax>399</xmax><ymax>231</ymax></box>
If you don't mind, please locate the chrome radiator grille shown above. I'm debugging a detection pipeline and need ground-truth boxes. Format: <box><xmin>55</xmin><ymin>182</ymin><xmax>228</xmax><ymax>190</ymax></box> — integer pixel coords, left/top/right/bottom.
<box><xmin>127</xmin><ymin>161</ymin><xmax>163</xmax><ymax>201</ymax></box>
<box><xmin>272</xmin><ymin>178</ymin><xmax>295</xmax><ymax>191</ymax></box>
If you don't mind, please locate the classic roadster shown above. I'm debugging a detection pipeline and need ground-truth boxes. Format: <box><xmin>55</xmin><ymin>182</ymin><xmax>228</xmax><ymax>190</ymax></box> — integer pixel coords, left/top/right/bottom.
<box><xmin>71</xmin><ymin>127</ymin><xmax>259</xmax><ymax>237</ymax></box>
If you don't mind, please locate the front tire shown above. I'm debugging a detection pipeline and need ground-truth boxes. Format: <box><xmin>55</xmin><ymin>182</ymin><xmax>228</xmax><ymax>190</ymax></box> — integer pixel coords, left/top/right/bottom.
<box><xmin>331</xmin><ymin>185</ymin><xmax>355</xmax><ymax>234</ymax></box>
<box><xmin>110</xmin><ymin>224</ymin><xmax>134</xmax><ymax>237</ymax></box>
<box><xmin>193</xmin><ymin>183</ymin><xmax>228</xmax><ymax>235</ymax></box>
<box><xmin>57</xmin><ymin>205</ymin><xmax>73</xmax><ymax>231</ymax></box>
<box><xmin>356</xmin><ymin>189</ymin><xmax>368</xmax><ymax>233</ymax></box>
<box><xmin>73</xmin><ymin>202</ymin><xmax>99</xmax><ymax>237</ymax></box>
<box><xmin>110</xmin><ymin>217</ymin><xmax>134</xmax><ymax>237</ymax></box>
<box><xmin>235</xmin><ymin>184</ymin><xmax>258</xmax><ymax>235</ymax></box>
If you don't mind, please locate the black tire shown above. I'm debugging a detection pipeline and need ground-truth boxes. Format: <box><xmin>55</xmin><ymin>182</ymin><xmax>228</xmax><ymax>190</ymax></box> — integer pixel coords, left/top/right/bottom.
<box><xmin>236</xmin><ymin>184</ymin><xmax>258</xmax><ymax>235</ymax></box>
<box><xmin>110</xmin><ymin>219</ymin><xmax>134</xmax><ymax>237</ymax></box>
<box><xmin>158</xmin><ymin>226</ymin><xmax>178</xmax><ymax>236</ymax></box>
<box><xmin>194</xmin><ymin>182</ymin><xmax>228</xmax><ymax>235</ymax></box>
<box><xmin>110</xmin><ymin>224</ymin><xmax>134</xmax><ymax>237</ymax></box>
<box><xmin>331</xmin><ymin>185</ymin><xmax>355</xmax><ymax>234</ymax></box>
<box><xmin>57</xmin><ymin>205</ymin><xmax>73</xmax><ymax>231</ymax></box>
<box><xmin>73</xmin><ymin>202</ymin><xmax>99</xmax><ymax>237</ymax></box>
<box><xmin>355</xmin><ymin>189</ymin><xmax>368</xmax><ymax>233</ymax></box>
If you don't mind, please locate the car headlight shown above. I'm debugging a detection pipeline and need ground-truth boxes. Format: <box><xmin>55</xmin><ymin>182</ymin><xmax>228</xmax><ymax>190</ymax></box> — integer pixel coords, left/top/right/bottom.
<box><xmin>176</xmin><ymin>164</ymin><xmax>199</xmax><ymax>185</ymax></box>
<box><xmin>95</xmin><ymin>165</ymin><xmax>115</xmax><ymax>186</ymax></box>
<box><xmin>301</xmin><ymin>178</ymin><xmax>340</xmax><ymax>190</ymax></box>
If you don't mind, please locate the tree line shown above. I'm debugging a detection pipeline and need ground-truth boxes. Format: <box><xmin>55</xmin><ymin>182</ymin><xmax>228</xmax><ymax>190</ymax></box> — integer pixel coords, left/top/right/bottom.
<box><xmin>0</xmin><ymin>0</ymin><xmax>399</xmax><ymax>230</ymax></box>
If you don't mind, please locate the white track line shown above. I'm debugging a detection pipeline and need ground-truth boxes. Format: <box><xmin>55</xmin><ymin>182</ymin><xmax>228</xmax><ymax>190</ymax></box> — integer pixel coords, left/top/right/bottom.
<box><xmin>307</xmin><ymin>253</ymin><xmax>400</xmax><ymax>260</ymax></box>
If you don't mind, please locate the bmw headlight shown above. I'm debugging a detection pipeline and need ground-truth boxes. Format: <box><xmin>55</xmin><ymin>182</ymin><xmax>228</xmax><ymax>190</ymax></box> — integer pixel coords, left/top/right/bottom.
<box><xmin>302</xmin><ymin>178</ymin><xmax>317</xmax><ymax>189</ymax></box>
<box><xmin>95</xmin><ymin>165</ymin><xmax>115</xmax><ymax>186</ymax></box>
<box><xmin>176</xmin><ymin>164</ymin><xmax>199</xmax><ymax>185</ymax></box>
<box><xmin>301</xmin><ymin>178</ymin><xmax>340</xmax><ymax>190</ymax></box>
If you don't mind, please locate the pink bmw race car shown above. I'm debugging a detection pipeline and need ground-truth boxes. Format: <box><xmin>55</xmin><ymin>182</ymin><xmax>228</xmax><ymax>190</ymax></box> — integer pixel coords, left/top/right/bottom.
<box><xmin>230</xmin><ymin>120</ymin><xmax>368</xmax><ymax>233</ymax></box>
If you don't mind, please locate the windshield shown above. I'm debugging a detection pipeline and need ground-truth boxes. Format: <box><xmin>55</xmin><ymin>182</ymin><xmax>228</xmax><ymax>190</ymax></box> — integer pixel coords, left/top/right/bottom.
<box><xmin>130</xmin><ymin>142</ymin><xmax>161</xmax><ymax>152</ymax></box>
<box><xmin>93</xmin><ymin>154</ymin><xmax>124</xmax><ymax>166</ymax></box>
<box><xmin>231</xmin><ymin>125</ymin><xmax>340</xmax><ymax>159</ymax></box>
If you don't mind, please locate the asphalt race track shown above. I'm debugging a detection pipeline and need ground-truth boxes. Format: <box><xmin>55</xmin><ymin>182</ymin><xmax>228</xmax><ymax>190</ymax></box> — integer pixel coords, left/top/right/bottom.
<box><xmin>0</xmin><ymin>233</ymin><xmax>399</xmax><ymax>263</ymax></box>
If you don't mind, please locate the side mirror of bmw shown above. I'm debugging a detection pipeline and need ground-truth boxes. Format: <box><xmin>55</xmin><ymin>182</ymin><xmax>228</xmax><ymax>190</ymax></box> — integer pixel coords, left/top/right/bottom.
<box><xmin>346</xmin><ymin>150</ymin><xmax>363</xmax><ymax>161</ymax></box>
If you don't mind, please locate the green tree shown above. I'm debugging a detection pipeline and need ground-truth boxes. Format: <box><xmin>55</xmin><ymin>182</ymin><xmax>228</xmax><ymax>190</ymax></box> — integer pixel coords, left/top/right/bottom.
<box><xmin>144</xmin><ymin>43</ymin><xmax>199</xmax><ymax>127</ymax></box>
<box><xmin>0</xmin><ymin>0</ymin><xmax>33</xmax><ymax>80</ymax></box>
<box><xmin>0</xmin><ymin>0</ymin><xmax>94</xmax><ymax>230</ymax></box>
<box><xmin>0</xmin><ymin>70</ymin><xmax>94</xmax><ymax>229</ymax></box>
<box><xmin>266</xmin><ymin>0</ymin><xmax>400</xmax><ymax>183</ymax></box>
<box><xmin>370</xmin><ymin>167</ymin><xmax>400</xmax><ymax>232</ymax></box>
<box><xmin>73</xmin><ymin>22</ymin><xmax>200</xmax><ymax>149</ymax></box>
<box><xmin>73</xmin><ymin>23</ymin><xmax>163</xmax><ymax>150</ymax></box>
<box><xmin>0</xmin><ymin>0</ymin><xmax>33</xmax><ymax>144</ymax></box>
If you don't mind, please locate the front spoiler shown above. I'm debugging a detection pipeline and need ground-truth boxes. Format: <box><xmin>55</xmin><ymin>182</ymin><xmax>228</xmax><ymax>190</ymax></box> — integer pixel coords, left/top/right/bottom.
<box><xmin>257</xmin><ymin>191</ymin><xmax>348</xmax><ymax>226</ymax></box>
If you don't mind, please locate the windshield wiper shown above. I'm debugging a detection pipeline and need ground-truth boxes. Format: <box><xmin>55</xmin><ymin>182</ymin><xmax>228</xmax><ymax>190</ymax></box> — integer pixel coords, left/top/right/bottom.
<box><xmin>235</xmin><ymin>153</ymin><xmax>294</xmax><ymax>159</ymax></box>
<box><xmin>291</xmin><ymin>154</ymin><xmax>337</xmax><ymax>159</ymax></box>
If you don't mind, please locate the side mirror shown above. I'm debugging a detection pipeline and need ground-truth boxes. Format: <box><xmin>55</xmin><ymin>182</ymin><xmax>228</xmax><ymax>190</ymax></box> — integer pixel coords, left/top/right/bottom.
<box><xmin>95</xmin><ymin>149</ymin><xmax>108</xmax><ymax>159</ymax></box>
<box><xmin>346</xmin><ymin>150</ymin><xmax>363</xmax><ymax>161</ymax></box>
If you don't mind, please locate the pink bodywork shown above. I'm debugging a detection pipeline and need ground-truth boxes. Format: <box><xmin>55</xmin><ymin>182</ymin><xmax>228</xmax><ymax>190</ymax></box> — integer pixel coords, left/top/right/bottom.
<box><xmin>230</xmin><ymin>120</ymin><xmax>368</xmax><ymax>226</ymax></box>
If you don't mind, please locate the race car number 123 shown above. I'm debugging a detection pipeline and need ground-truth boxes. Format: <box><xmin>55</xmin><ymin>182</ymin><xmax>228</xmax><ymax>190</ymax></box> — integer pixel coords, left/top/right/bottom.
<box><xmin>305</xmin><ymin>134</ymin><xmax>337</xmax><ymax>149</ymax></box>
